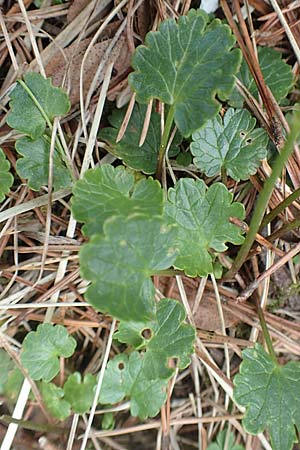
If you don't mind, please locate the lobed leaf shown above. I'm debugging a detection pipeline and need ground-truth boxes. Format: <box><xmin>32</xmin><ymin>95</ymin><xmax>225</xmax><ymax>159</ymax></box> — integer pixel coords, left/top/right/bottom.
<box><xmin>21</xmin><ymin>324</ymin><xmax>76</xmax><ymax>382</ymax></box>
<box><xmin>129</xmin><ymin>9</ymin><xmax>241</xmax><ymax>137</ymax></box>
<box><xmin>72</xmin><ymin>164</ymin><xmax>163</xmax><ymax>236</ymax></box>
<box><xmin>40</xmin><ymin>381</ymin><xmax>71</xmax><ymax>420</ymax></box>
<box><xmin>229</xmin><ymin>47</ymin><xmax>294</xmax><ymax>108</ymax></box>
<box><xmin>0</xmin><ymin>148</ymin><xmax>13</xmax><ymax>202</ymax></box>
<box><xmin>63</xmin><ymin>372</ymin><xmax>97</xmax><ymax>414</ymax></box>
<box><xmin>191</xmin><ymin>108</ymin><xmax>268</xmax><ymax>181</ymax></box>
<box><xmin>99</xmin><ymin>352</ymin><xmax>168</xmax><ymax>419</ymax></box>
<box><xmin>16</xmin><ymin>136</ymin><xmax>72</xmax><ymax>191</ymax></box>
<box><xmin>234</xmin><ymin>344</ymin><xmax>300</xmax><ymax>450</ymax></box>
<box><xmin>7</xmin><ymin>73</ymin><xmax>70</xmax><ymax>140</ymax></box>
<box><xmin>80</xmin><ymin>215</ymin><xmax>178</xmax><ymax>321</ymax></box>
<box><xmin>166</xmin><ymin>178</ymin><xmax>245</xmax><ymax>276</ymax></box>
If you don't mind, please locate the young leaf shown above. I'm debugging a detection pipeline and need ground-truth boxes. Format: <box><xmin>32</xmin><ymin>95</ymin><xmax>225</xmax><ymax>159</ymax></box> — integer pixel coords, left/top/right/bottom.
<box><xmin>234</xmin><ymin>343</ymin><xmax>300</xmax><ymax>450</ymax></box>
<box><xmin>0</xmin><ymin>148</ymin><xmax>13</xmax><ymax>202</ymax></box>
<box><xmin>100</xmin><ymin>104</ymin><xmax>162</xmax><ymax>174</ymax></box>
<box><xmin>63</xmin><ymin>372</ymin><xmax>97</xmax><ymax>414</ymax></box>
<box><xmin>191</xmin><ymin>108</ymin><xmax>268</xmax><ymax>181</ymax></box>
<box><xmin>72</xmin><ymin>165</ymin><xmax>163</xmax><ymax>236</ymax></box>
<box><xmin>80</xmin><ymin>215</ymin><xmax>178</xmax><ymax>321</ymax></box>
<box><xmin>115</xmin><ymin>319</ymin><xmax>156</xmax><ymax>349</ymax></box>
<box><xmin>40</xmin><ymin>381</ymin><xmax>71</xmax><ymax>420</ymax></box>
<box><xmin>129</xmin><ymin>9</ymin><xmax>241</xmax><ymax>137</ymax></box>
<box><xmin>99</xmin><ymin>352</ymin><xmax>168</xmax><ymax>419</ymax></box>
<box><xmin>7</xmin><ymin>73</ymin><xmax>70</xmax><ymax>140</ymax></box>
<box><xmin>16</xmin><ymin>136</ymin><xmax>72</xmax><ymax>191</ymax></box>
<box><xmin>166</xmin><ymin>178</ymin><xmax>245</xmax><ymax>276</ymax></box>
<box><xmin>21</xmin><ymin>324</ymin><xmax>76</xmax><ymax>382</ymax></box>
<box><xmin>229</xmin><ymin>47</ymin><xmax>294</xmax><ymax>108</ymax></box>
<box><xmin>207</xmin><ymin>429</ymin><xmax>245</xmax><ymax>450</ymax></box>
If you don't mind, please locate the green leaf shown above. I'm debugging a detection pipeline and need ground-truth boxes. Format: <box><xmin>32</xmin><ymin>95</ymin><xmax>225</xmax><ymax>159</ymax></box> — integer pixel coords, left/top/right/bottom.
<box><xmin>7</xmin><ymin>73</ymin><xmax>70</xmax><ymax>140</ymax></box>
<box><xmin>71</xmin><ymin>165</ymin><xmax>163</xmax><ymax>236</ymax></box>
<box><xmin>80</xmin><ymin>215</ymin><xmax>178</xmax><ymax>321</ymax></box>
<box><xmin>0</xmin><ymin>350</ymin><xmax>14</xmax><ymax>387</ymax></box>
<box><xmin>234</xmin><ymin>343</ymin><xmax>300</xmax><ymax>450</ymax></box>
<box><xmin>191</xmin><ymin>108</ymin><xmax>268</xmax><ymax>181</ymax></box>
<box><xmin>207</xmin><ymin>429</ymin><xmax>245</xmax><ymax>450</ymax></box>
<box><xmin>3</xmin><ymin>368</ymin><xmax>23</xmax><ymax>400</ymax></box>
<box><xmin>166</xmin><ymin>179</ymin><xmax>245</xmax><ymax>276</ymax></box>
<box><xmin>115</xmin><ymin>319</ymin><xmax>156</xmax><ymax>349</ymax></box>
<box><xmin>21</xmin><ymin>324</ymin><xmax>77</xmax><ymax>382</ymax></box>
<box><xmin>101</xmin><ymin>104</ymin><xmax>182</xmax><ymax>173</ymax></box>
<box><xmin>229</xmin><ymin>47</ymin><xmax>294</xmax><ymax>108</ymax></box>
<box><xmin>63</xmin><ymin>372</ymin><xmax>97</xmax><ymax>414</ymax></box>
<box><xmin>16</xmin><ymin>136</ymin><xmax>72</xmax><ymax>191</ymax></box>
<box><xmin>0</xmin><ymin>148</ymin><xmax>13</xmax><ymax>202</ymax></box>
<box><xmin>129</xmin><ymin>9</ymin><xmax>241</xmax><ymax>137</ymax></box>
<box><xmin>40</xmin><ymin>381</ymin><xmax>71</xmax><ymax>420</ymax></box>
<box><xmin>99</xmin><ymin>352</ymin><xmax>168</xmax><ymax>419</ymax></box>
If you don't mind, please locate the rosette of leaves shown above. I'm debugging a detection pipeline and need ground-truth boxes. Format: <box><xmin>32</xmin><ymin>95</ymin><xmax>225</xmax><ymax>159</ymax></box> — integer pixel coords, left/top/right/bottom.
<box><xmin>191</xmin><ymin>108</ymin><xmax>269</xmax><ymax>180</ymax></box>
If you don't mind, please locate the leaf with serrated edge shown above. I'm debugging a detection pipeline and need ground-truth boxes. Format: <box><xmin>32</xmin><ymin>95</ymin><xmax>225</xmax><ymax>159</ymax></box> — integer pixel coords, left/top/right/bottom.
<box><xmin>80</xmin><ymin>215</ymin><xmax>178</xmax><ymax>321</ymax></box>
<box><xmin>63</xmin><ymin>372</ymin><xmax>97</xmax><ymax>414</ymax></box>
<box><xmin>166</xmin><ymin>179</ymin><xmax>245</xmax><ymax>277</ymax></box>
<box><xmin>7</xmin><ymin>73</ymin><xmax>70</xmax><ymax>140</ymax></box>
<box><xmin>72</xmin><ymin>165</ymin><xmax>163</xmax><ymax>236</ymax></box>
<box><xmin>129</xmin><ymin>9</ymin><xmax>241</xmax><ymax>137</ymax></box>
<box><xmin>21</xmin><ymin>324</ymin><xmax>76</xmax><ymax>382</ymax></box>
<box><xmin>0</xmin><ymin>148</ymin><xmax>13</xmax><ymax>202</ymax></box>
<box><xmin>229</xmin><ymin>47</ymin><xmax>294</xmax><ymax>108</ymax></box>
<box><xmin>40</xmin><ymin>381</ymin><xmax>71</xmax><ymax>420</ymax></box>
<box><xmin>234</xmin><ymin>343</ymin><xmax>300</xmax><ymax>450</ymax></box>
<box><xmin>100</xmin><ymin>104</ymin><xmax>181</xmax><ymax>174</ymax></box>
<box><xmin>16</xmin><ymin>136</ymin><xmax>72</xmax><ymax>191</ymax></box>
<box><xmin>191</xmin><ymin>108</ymin><xmax>268</xmax><ymax>181</ymax></box>
<box><xmin>99</xmin><ymin>352</ymin><xmax>168</xmax><ymax>419</ymax></box>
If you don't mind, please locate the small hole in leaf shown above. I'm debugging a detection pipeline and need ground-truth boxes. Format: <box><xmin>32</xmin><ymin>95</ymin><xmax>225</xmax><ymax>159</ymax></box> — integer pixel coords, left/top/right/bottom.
<box><xmin>118</xmin><ymin>362</ymin><xmax>125</xmax><ymax>370</ymax></box>
<box><xmin>246</xmin><ymin>138</ymin><xmax>252</xmax><ymax>144</ymax></box>
<box><xmin>141</xmin><ymin>328</ymin><xmax>152</xmax><ymax>340</ymax></box>
<box><xmin>240</xmin><ymin>131</ymin><xmax>246</xmax><ymax>138</ymax></box>
<box><xmin>168</xmin><ymin>357</ymin><xmax>179</xmax><ymax>369</ymax></box>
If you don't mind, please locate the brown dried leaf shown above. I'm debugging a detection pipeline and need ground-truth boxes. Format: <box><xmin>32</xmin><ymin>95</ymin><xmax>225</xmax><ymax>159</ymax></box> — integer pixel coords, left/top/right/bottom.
<box><xmin>67</xmin><ymin>0</ymin><xmax>91</xmax><ymax>23</ymax></box>
<box><xmin>45</xmin><ymin>37</ymin><xmax>130</xmax><ymax>105</ymax></box>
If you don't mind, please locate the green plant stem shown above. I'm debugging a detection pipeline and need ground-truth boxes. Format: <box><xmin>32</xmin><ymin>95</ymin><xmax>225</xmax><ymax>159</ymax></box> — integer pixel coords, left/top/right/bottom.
<box><xmin>0</xmin><ymin>415</ymin><xmax>61</xmax><ymax>433</ymax></box>
<box><xmin>256</xmin><ymin>306</ymin><xmax>277</xmax><ymax>364</ymax></box>
<box><xmin>156</xmin><ymin>105</ymin><xmax>175</xmax><ymax>180</ymax></box>
<box><xmin>18</xmin><ymin>80</ymin><xmax>74</xmax><ymax>180</ymax></box>
<box><xmin>260</xmin><ymin>186</ymin><xmax>300</xmax><ymax>229</ymax></box>
<box><xmin>267</xmin><ymin>216</ymin><xmax>300</xmax><ymax>242</ymax></box>
<box><xmin>225</xmin><ymin>111</ymin><xmax>300</xmax><ymax>279</ymax></box>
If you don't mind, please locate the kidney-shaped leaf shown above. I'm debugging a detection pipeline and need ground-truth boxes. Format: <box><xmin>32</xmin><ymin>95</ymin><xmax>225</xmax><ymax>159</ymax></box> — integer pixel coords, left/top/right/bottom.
<box><xmin>63</xmin><ymin>372</ymin><xmax>97</xmax><ymax>414</ymax></box>
<box><xmin>0</xmin><ymin>148</ymin><xmax>13</xmax><ymax>202</ymax></box>
<box><xmin>129</xmin><ymin>9</ymin><xmax>241</xmax><ymax>137</ymax></box>
<box><xmin>16</xmin><ymin>136</ymin><xmax>72</xmax><ymax>191</ymax></box>
<box><xmin>99</xmin><ymin>352</ymin><xmax>168</xmax><ymax>419</ymax></box>
<box><xmin>191</xmin><ymin>108</ymin><xmax>268</xmax><ymax>181</ymax></box>
<box><xmin>72</xmin><ymin>164</ymin><xmax>163</xmax><ymax>236</ymax></box>
<box><xmin>21</xmin><ymin>324</ymin><xmax>76</xmax><ymax>382</ymax></box>
<box><xmin>7</xmin><ymin>73</ymin><xmax>70</xmax><ymax>140</ymax></box>
<box><xmin>80</xmin><ymin>215</ymin><xmax>178</xmax><ymax>322</ymax></box>
<box><xmin>166</xmin><ymin>179</ymin><xmax>245</xmax><ymax>277</ymax></box>
<box><xmin>229</xmin><ymin>47</ymin><xmax>294</xmax><ymax>108</ymax></box>
<box><xmin>234</xmin><ymin>344</ymin><xmax>300</xmax><ymax>450</ymax></box>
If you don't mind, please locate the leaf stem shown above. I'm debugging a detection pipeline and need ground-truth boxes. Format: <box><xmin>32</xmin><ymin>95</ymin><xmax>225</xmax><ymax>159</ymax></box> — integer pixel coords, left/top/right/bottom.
<box><xmin>225</xmin><ymin>111</ymin><xmax>300</xmax><ymax>279</ymax></box>
<box><xmin>260</xmin><ymin>186</ymin><xmax>300</xmax><ymax>229</ymax></box>
<box><xmin>156</xmin><ymin>105</ymin><xmax>175</xmax><ymax>180</ymax></box>
<box><xmin>256</xmin><ymin>305</ymin><xmax>277</xmax><ymax>364</ymax></box>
